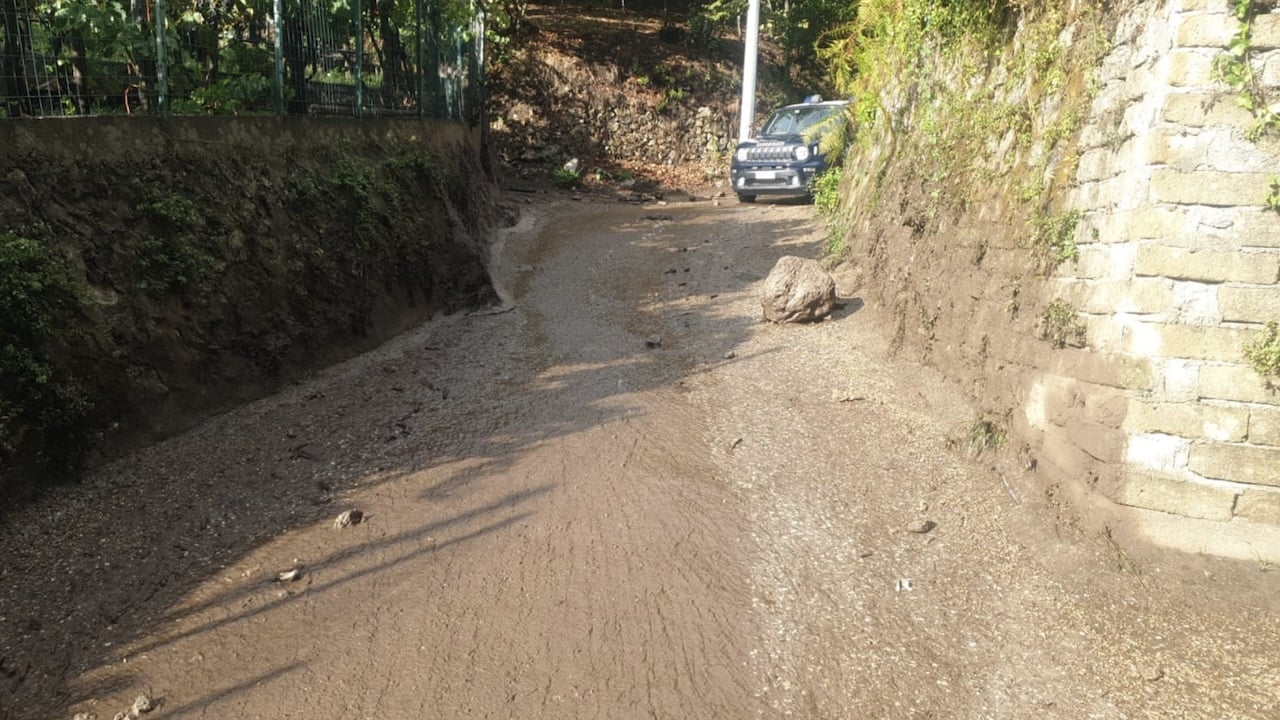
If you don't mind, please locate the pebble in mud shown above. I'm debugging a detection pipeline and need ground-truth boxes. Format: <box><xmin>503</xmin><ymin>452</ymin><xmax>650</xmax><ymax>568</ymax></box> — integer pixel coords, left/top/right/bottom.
<box><xmin>906</xmin><ymin>520</ymin><xmax>937</xmax><ymax>534</ymax></box>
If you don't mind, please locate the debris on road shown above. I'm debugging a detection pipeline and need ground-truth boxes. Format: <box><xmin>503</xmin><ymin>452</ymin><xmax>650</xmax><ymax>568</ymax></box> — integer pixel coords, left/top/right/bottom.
<box><xmin>334</xmin><ymin>510</ymin><xmax>364</xmax><ymax>529</ymax></box>
<box><xmin>276</xmin><ymin>567</ymin><xmax>303</xmax><ymax>583</ymax></box>
<box><xmin>645</xmin><ymin>336</ymin><xmax>663</xmax><ymax>348</ymax></box>
<box><xmin>907</xmin><ymin>520</ymin><xmax>937</xmax><ymax>534</ymax></box>
<box><xmin>107</xmin><ymin>693</ymin><xmax>155</xmax><ymax>720</ymax></box>
<box><xmin>896</xmin><ymin>578</ymin><xmax>915</xmax><ymax>592</ymax></box>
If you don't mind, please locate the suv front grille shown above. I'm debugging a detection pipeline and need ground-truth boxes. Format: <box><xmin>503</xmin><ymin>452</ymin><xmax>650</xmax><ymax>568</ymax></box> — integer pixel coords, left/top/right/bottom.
<box><xmin>745</xmin><ymin>145</ymin><xmax>794</xmax><ymax>163</ymax></box>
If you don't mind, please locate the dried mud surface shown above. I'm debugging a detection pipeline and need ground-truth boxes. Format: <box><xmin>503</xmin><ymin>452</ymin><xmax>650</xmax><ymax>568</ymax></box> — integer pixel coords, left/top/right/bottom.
<box><xmin>3</xmin><ymin>195</ymin><xmax>1279</xmax><ymax>720</ymax></box>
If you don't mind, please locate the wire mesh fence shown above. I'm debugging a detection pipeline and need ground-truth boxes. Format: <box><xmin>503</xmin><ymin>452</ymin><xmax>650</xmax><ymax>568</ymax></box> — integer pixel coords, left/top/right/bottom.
<box><xmin>0</xmin><ymin>0</ymin><xmax>483</xmax><ymax>119</ymax></box>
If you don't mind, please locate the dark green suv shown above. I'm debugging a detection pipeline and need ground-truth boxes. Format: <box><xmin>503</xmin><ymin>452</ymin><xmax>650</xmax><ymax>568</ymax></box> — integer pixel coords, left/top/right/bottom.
<box><xmin>730</xmin><ymin>98</ymin><xmax>849</xmax><ymax>203</ymax></box>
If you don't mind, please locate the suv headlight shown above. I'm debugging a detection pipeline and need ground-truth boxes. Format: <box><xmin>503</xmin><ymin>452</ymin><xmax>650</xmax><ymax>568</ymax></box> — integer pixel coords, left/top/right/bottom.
<box><xmin>793</xmin><ymin>145</ymin><xmax>811</xmax><ymax>162</ymax></box>
<box><xmin>736</xmin><ymin>147</ymin><xmax>750</xmax><ymax>162</ymax></box>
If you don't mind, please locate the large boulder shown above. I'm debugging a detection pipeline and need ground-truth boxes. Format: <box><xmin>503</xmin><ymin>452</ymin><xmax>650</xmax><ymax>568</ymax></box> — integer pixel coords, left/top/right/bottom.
<box><xmin>760</xmin><ymin>256</ymin><xmax>837</xmax><ymax>323</ymax></box>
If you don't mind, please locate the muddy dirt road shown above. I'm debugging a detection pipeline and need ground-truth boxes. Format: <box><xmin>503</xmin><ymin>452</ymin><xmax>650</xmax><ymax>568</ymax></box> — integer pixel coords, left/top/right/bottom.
<box><xmin>3</xmin><ymin>197</ymin><xmax>1279</xmax><ymax>720</ymax></box>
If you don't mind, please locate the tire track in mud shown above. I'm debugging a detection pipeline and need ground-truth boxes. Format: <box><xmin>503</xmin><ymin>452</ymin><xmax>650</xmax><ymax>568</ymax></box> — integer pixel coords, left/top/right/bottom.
<box><xmin>9</xmin><ymin>197</ymin><xmax>1279</xmax><ymax>720</ymax></box>
<box><xmin>34</xmin><ymin>199</ymin><xmax>763</xmax><ymax>720</ymax></box>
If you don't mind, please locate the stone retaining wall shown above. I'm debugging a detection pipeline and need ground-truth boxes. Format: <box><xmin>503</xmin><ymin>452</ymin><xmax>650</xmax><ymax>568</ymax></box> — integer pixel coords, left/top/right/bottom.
<box><xmin>1035</xmin><ymin>0</ymin><xmax>1280</xmax><ymax>557</ymax></box>
<box><xmin>840</xmin><ymin>0</ymin><xmax>1280</xmax><ymax>560</ymax></box>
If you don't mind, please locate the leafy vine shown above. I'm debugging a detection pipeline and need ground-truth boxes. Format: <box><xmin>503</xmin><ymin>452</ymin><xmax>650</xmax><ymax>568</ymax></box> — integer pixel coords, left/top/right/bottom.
<box><xmin>1212</xmin><ymin>0</ymin><xmax>1280</xmax><ymax>141</ymax></box>
<box><xmin>1212</xmin><ymin>1</ymin><xmax>1280</xmax><ymax>209</ymax></box>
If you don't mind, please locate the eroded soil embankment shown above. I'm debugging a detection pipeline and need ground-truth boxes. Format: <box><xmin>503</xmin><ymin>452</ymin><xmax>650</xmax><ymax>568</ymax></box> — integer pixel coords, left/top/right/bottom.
<box><xmin>0</xmin><ymin>118</ymin><xmax>496</xmax><ymax>497</ymax></box>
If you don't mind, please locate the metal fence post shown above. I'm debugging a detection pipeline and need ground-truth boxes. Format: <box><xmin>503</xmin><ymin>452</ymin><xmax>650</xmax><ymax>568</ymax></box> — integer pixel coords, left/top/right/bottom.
<box><xmin>273</xmin><ymin>0</ymin><xmax>285</xmax><ymax>115</ymax></box>
<box><xmin>354</xmin><ymin>0</ymin><xmax>363</xmax><ymax>117</ymax></box>
<box><xmin>426</xmin><ymin>4</ymin><xmax>442</xmax><ymax>118</ymax></box>
<box><xmin>457</xmin><ymin>29</ymin><xmax>464</xmax><ymax>120</ymax></box>
<box><xmin>415</xmin><ymin>0</ymin><xmax>424</xmax><ymax>117</ymax></box>
<box><xmin>476</xmin><ymin>9</ymin><xmax>487</xmax><ymax>151</ymax></box>
<box><xmin>154</xmin><ymin>0</ymin><xmax>169</xmax><ymax>114</ymax></box>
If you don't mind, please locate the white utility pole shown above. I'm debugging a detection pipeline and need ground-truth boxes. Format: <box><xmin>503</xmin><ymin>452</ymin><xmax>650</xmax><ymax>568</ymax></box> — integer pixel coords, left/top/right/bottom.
<box><xmin>738</xmin><ymin>0</ymin><xmax>761</xmax><ymax>140</ymax></box>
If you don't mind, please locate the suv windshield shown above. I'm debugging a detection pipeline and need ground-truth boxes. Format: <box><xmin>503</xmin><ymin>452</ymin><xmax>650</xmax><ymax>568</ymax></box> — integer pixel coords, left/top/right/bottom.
<box><xmin>760</xmin><ymin>105</ymin><xmax>842</xmax><ymax>138</ymax></box>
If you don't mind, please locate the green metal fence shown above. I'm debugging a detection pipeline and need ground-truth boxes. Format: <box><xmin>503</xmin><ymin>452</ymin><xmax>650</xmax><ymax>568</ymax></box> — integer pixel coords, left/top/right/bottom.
<box><xmin>0</xmin><ymin>0</ymin><xmax>484</xmax><ymax>119</ymax></box>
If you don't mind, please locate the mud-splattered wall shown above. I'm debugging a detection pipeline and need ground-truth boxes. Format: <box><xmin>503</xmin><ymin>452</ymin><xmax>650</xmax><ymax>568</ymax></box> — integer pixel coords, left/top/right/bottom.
<box><xmin>0</xmin><ymin>117</ymin><xmax>496</xmax><ymax>497</ymax></box>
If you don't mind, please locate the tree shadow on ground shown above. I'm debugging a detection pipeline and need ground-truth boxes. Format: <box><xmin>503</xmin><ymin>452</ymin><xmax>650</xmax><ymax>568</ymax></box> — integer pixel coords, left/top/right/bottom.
<box><xmin>0</xmin><ymin>200</ymin><xmax>834</xmax><ymax>720</ymax></box>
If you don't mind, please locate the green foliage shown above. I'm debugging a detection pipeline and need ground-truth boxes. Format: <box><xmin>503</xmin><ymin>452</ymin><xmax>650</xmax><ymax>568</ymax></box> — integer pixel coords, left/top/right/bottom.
<box><xmin>1041</xmin><ymin>300</ymin><xmax>1086</xmax><ymax>349</ymax></box>
<box><xmin>1267</xmin><ymin>176</ymin><xmax>1280</xmax><ymax>212</ymax></box>
<box><xmin>812</xmin><ymin>166</ymin><xmax>843</xmax><ymax>217</ymax></box>
<box><xmin>773</xmin><ymin>0</ymin><xmax>859</xmax><ymax>71</ymax></box>
<box><xmin>285</xmin><ymin>173</ymin><xmax>322</xmax><ymax>200</ymax></box>
<box><xmin>688</xmin><ymin>0</ymin><xmax>748</xmax><ymax>49</ymax></box>
<box><xmin>818</xmin><ymin>1</ymin><xmax>1053</xmax><ymax>217</ymax></box>
<box><xmin>145</xmin><ymin>193</ymin><xmax>201</xmax><ymax>228</ymax></box>
<box><xmin>47</xmin><ymin>0</ymin><xmax>150</xmax><ymax>66</ymax></box>
<box><xmin>814</xmin><ymin>0</ymin><xmax>1108</xmax><ymax>282</ymax></box>
<box><xmin>656</xmin><ymin>87</ymin><xmax>686</xmax><ymax>113</ymax></box>
<box><xmin>134</xmin><ymin>236</ymin><xmax>219</xmax><ymax>295</ymax></box>
<box><xmin>477</xmin><ymin>0</ymin><xmax>530</xmax><ymax>58</ymax></box>
<box><xmin>332</xmin><ymin>153</ymin><xmax>378</xmax><ymax>200</ymax></box>
<box><xmin>1244</xmin><ymin>321</ymin><xmax>1280</xmax><ymax>377</ymax></box>
<box><xmin>1030</xmin><ymin>209</ymin><xmax>1081</xmax><ymax>274</ymax></box>
<box><xmin>284</xmin><ymin>146</ymin><xmax>453</xmax><ymax>298</ymax></box>
<box><xmin>553</xmin><ymin>167</ymin><xmax>581</xmax><ymax>189</ymax></box>
<box><xmin>172</xmin><ymin>74</ymin><xmax>273</xmax><ymax>115</ymax></box>
<box><xmin>1212</xmin><ymin>0</ymin><xmax>1280</xmax><ymax>142</ymax></box>
<box><xmin>138</xmin><ymin>194</ymin><xmax>221</xmax><ymax>294</ymax></box>
<box><xmin>17</xmin><ymin>0</ymin><xmax>489</xmax><ymax>116</ymax></box>
<box><xmin>808</xmin><ymin>106</ymin><xmax>853</xmax><ymax>168</ymax></box>
<box><xmin>812</xmin><ymin>167</ymin><xmax>848</xmax><ymax>257</ymax></box>
<box><xmin>0</xmin><ymin>230</ymin><xmax>92</xmax><ymax>471</ymax></box>
<box><xmin>819</xmin><ymin>0</ymin><xmax>1014</xmax><ymax>101</ymax></box>
<box><xmin>964</xmin><ymin>415</ymin><xmax>1007</xmax><ymax>455</ymax></box>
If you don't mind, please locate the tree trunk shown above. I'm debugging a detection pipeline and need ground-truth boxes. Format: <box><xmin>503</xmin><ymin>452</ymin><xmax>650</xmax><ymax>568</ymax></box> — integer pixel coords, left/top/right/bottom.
<box><xmin>375</xmin><ymin>0</ymin><xmax>410</xmax><ymax>106</ymax></box>
<box><xmin>283</xmin><ymin>0</ymin><xmax>309</xmax><ymax>113</ymax></box>
<box><xmin>129</xmin><ymin>0</ymin><xmax>154</xmax><ymax>111</ymax></box>
<box><xmin>2</xmin><ymin>0</ymin><xmax>34</xmax><ymax>116</ymax></box>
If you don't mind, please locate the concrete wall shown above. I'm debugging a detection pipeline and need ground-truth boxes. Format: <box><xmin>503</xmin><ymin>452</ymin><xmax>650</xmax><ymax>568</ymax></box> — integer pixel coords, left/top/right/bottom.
<box><xmin>1031</xmin><ymin>0</ymin><xmax>1280</xmax><ymax>558</ymax></box>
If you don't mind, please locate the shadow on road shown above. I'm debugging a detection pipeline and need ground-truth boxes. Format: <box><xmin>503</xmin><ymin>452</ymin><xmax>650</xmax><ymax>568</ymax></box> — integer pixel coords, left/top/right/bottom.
<box><xmin>0</xmin><ymin>198</ymin><xmax>830</xmax><ymax>719</ymax></box>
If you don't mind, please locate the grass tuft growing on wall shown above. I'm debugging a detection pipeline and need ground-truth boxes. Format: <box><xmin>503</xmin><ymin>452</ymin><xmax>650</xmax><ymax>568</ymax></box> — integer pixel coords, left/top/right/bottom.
<box><xmin>820</xmin><ymin>0</ymin><xmax>1110</xmax><ymax>248</ymax></box>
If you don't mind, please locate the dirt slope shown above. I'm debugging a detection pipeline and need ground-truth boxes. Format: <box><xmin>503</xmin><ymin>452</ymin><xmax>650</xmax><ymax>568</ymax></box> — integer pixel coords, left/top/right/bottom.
<box><xmin>487</xmin><ymin>2</ymin><xmax>801</xmax><ymax>189</ymax></box>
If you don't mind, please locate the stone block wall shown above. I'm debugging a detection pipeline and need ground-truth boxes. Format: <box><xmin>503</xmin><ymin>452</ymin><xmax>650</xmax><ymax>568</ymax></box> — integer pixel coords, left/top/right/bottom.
<box><xmin>1039</xmin><ymin>0</ymin><xmax>1280</xmax><ymax>557</ymax></box>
